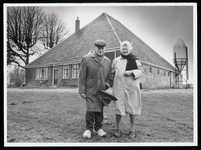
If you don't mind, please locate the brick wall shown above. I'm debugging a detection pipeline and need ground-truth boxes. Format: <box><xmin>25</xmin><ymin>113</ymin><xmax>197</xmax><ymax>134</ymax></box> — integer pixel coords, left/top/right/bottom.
<box><xmin>25</xmin><ymin>67</ymin><xmax>51</xmax><ymax>87</ymax></box>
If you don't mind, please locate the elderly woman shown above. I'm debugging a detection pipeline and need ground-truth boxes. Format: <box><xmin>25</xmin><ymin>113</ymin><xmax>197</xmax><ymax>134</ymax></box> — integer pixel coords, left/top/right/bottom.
<box><xmin>112</xmin><ymin>41</ymin><xmax>144</xmax><ymax>138</ymax></box>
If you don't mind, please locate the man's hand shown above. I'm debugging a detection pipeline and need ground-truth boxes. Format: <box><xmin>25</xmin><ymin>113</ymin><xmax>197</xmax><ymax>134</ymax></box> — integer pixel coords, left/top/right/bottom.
<box><xmin>80</xmin><ymin>93</ymin><xmax>86</xmax><ymax>99</ymax></box>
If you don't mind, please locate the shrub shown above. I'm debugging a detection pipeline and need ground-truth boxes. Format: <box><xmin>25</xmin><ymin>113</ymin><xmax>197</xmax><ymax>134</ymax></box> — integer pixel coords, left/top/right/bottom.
<box><xmin>9</xmin><ymin>67</ymin><xmax>25</xmax><ymax>87</ymax></box>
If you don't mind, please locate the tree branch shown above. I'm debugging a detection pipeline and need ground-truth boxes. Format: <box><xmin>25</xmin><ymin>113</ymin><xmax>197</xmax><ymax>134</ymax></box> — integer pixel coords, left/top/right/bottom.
<box><xmin>8</xmin><ymin>47</ymin><xmax>27</xmax><ymax>64</ymax></box>
<box><xmin>12</xmin><ymin>60</ymin><xmax>25</xmax><ymax>69</ymax></box>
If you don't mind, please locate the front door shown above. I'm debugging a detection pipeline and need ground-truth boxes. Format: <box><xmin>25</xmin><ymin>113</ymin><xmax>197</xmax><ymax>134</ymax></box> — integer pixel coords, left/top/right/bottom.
<box><xmin>53</xmin><ymin>67</ymin><xmax>58</xmax><ymax>85</ymax></box>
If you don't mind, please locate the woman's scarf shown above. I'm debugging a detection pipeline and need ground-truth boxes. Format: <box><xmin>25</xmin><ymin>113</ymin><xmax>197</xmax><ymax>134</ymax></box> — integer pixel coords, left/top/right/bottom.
<box><xmin>121</xmin><ymin>53</ymin><xmax>138</xmax><ymax>71</ymax></box>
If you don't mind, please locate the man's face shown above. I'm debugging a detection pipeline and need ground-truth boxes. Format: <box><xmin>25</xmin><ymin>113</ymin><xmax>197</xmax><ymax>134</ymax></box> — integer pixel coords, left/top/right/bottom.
<box><xmin>95</xmin><ymin>47</ymin><xmax>105</xmax><ymax>56</ymax></box>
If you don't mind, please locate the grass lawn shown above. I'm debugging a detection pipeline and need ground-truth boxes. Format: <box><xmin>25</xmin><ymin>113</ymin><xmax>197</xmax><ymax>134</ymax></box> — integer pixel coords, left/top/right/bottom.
<box><xmin>6</xmin><ymin>88</ymin><xmax>194</xmax><ymax>144</ymax></box>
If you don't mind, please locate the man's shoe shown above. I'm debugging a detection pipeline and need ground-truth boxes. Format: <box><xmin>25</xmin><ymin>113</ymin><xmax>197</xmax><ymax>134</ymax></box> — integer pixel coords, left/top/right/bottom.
<box><xmin>83</xmin><ymin>130</ymin><xmax>91</xmax><ymax>139</ymax></box>
<box><xmin>96</xmin><ymin>129</ymin><xmax>106</xmax><ymax>137</ymax></box>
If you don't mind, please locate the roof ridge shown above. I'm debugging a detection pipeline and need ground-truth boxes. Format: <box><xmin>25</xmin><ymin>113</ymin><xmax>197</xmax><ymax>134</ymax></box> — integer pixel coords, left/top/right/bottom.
<box><xmin>104</xmin><ymin>13</ymin><xmax>121</xmax><ymax>45</ymax></box>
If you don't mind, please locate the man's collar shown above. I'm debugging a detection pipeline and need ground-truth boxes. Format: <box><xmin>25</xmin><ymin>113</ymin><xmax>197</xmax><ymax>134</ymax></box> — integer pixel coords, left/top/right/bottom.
<box><xmin>91</xmin><ymin>51</ymin><xmax>96</xmax><ymax>58</ymax></box>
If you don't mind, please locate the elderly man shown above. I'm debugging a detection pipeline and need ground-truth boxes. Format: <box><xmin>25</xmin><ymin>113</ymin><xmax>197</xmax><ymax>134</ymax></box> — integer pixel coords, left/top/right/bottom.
<box><xmin>78</xmin><ymin>40</ymin><xmax>113</xmax><ymax>139</ymax></box>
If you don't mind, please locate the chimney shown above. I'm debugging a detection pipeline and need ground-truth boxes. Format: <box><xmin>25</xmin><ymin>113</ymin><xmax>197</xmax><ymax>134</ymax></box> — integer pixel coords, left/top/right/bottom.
<box><xmin>75</xmin><ymin>17</ymin><xmax>80</xmax><ymax>33</ymax></box>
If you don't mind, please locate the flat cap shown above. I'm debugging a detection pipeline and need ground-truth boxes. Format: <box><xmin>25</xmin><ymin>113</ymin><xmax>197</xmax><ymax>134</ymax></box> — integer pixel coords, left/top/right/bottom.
<box><xmin>99</xmin><ymin>90</ymin><xmax>117</xmax><ymax>107</ymax></box>
<box><xmin>94</xmin><ymin>40</ymin><xmax>106</xmax><ymax>48</ymax></box>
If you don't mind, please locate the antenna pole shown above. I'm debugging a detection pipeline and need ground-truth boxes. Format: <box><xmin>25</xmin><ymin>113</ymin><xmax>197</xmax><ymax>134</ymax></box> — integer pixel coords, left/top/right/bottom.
<box><xmin>186</xmin><ymin>47</ymin><xmax>189</xmax><ymax>80</ymax></box>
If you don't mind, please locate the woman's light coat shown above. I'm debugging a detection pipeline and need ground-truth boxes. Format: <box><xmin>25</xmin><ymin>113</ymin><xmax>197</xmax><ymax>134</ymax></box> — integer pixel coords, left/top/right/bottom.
<box><xmin>112</xmin><ymin>56</ymin><xmax>144</xmax><ymax>115</ymax></box>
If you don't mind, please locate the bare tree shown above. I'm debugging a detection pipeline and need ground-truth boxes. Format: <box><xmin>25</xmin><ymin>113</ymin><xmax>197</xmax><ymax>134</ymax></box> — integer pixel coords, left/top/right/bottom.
<box><xmin>7</xmin><ymin>7</ymin><xmax>44</xmax><ymax>68</ymax></box>
<box><xmin>41</xmin><ymin>12</ymin><xmax>69</xmax><ymax>49</ymax></box>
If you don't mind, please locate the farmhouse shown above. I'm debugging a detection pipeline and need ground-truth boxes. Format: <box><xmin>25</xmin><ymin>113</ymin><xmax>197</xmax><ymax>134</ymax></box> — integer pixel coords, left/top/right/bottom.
<box><xmin>25</xmin><ymin>12</ymin><xmax>176</xmax><ymax>89</ymax></box>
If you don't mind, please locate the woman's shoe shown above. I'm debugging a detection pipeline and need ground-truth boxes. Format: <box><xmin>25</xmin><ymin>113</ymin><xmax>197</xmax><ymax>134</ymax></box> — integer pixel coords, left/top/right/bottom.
<box><xmin>129</xmin><ymin>131</ymin><xmax>136</xmax><ymax>138</ymax></box>
<box><xmin>114</xmin><ymin>130</ymin><xmax>122</xmax><ymax>138</ymax></box>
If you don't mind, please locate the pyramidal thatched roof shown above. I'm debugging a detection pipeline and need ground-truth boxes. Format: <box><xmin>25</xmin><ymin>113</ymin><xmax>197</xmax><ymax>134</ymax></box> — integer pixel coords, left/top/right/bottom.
<box><xmin>26</xmin><ymin>12</ymin><xmax>175</xmax><ymax>71</ymax></box>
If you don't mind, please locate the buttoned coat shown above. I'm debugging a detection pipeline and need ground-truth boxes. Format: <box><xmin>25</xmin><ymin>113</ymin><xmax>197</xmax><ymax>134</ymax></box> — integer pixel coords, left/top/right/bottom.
<box><xmin>112</xmin><ymin>56</ymin><xmax>144</xmax><ymax>115</ymax></box>
<box><xmin>78</xmin><ymin>52</ymin><xmax>113</xmax><ymax>112</ymax></box>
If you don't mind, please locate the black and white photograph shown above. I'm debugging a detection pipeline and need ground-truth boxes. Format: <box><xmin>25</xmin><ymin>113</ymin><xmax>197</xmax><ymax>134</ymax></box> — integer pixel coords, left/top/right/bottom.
<box><xmin>4</xmin><ymin>3</ymin><xmax>197</xmax><ymax>147</ymax></box>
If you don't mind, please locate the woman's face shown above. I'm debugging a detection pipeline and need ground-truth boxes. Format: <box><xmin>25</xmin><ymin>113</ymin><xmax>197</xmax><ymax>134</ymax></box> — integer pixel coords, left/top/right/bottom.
<box><xmin>121</xmin><ymin>45</ymin><xmax>132</xmax><ymax>56</ymax></box>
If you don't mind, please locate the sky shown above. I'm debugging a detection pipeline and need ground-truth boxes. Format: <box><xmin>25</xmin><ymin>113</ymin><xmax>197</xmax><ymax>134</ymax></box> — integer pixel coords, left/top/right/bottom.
<box><xmin>40</xmin><ymin>3</ymin><xmax>196</xmax><ymax>84</ymax></box>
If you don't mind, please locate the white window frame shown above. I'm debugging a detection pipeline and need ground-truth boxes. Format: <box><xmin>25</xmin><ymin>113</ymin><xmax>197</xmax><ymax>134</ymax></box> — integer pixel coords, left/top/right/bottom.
<box><xmin>63</xmin><ymin>65</ymin><xmax>70</xmax><ymax>79</ymax></box>
<box><xmin>36</xmin><ymin>67</ymin><xmax>48</xmax><ymax>80</ymax></box>
<box><xmin>72</xmin><ymin>64</ymin><xmax>79</xmax><ymax>78</ymax></box>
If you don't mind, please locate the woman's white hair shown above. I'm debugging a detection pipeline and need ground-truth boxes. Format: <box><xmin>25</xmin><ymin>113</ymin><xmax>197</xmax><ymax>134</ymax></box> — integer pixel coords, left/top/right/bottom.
<box><xmin>120</xmin><ymin>41</ymin><xmax>133</xmax><ymax>50</ymax></box>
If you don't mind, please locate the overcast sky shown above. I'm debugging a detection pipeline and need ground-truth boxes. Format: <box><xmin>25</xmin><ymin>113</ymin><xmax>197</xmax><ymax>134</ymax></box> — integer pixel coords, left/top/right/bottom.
<box><xmin>40</xmin><ymin>3</ymin><xmax>196</xmax><ymax>83</ymax></box>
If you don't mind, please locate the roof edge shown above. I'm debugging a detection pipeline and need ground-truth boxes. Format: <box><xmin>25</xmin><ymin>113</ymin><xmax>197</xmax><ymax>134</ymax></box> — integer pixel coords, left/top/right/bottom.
<box><xmin>141</xmin><ymin>60</ymin><xmax>176</xmax><ymax>72</ymax></box>
<box><xmin>104</xmin><ymin>13</ymin><xmax>121</xmax><ymax>45</ymax></box>
<box><xmin>25</xmin><ymin>56</ymin><xmax>83</xmax><ymax>68</ymax></box>
<box><xmin>26</xmin><ymin>59</ymin><xmax>82</xmax><ymax>69</ymax></box>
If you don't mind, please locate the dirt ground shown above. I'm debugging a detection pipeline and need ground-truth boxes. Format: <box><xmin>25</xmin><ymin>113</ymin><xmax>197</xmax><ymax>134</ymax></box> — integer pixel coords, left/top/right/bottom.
<box><xmin>6</xmin><ymin>87</ymin><xmax>195</xmax><ymax>145</ymax></box>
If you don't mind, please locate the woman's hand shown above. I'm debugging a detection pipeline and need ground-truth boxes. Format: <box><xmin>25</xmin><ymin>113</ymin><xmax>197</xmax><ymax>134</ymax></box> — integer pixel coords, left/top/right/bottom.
<box><xmin>124</xmin><ymin>70</ymin><xmax>133</xmax><ymax>76</ymax></box>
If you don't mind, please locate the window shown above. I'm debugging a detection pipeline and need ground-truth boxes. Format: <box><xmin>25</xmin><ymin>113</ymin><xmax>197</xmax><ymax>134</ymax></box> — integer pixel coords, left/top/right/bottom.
<box><xmin>72</xmin><ymin>64</ymin><xmax>79</xmax><ymax>78</ymax></box>
<box><xmin>116</xmin><ymin>50</ymin><xmax>121</xmax><ymax>57</ymax></box>
<box><xmin>105</xmin><ymin>51</ymin><xmax>114</xmax><ymax>61</ymax></box>
<box><xmin>168</xmin><ymin>72</ymin><xmax>170</xmax><ymax>76</ymax></box>
<box><xmin>63</xmin><ymin>65</ymin><xmax>70</xmax><ymax>78</ymax></box>
<box><xmin>157</xmin><ymin>69</ymin><xmax>160</xmax><ymax>74</ymax></box>
<box><xmin>36</xmin><ymin>67</ymin><xmax>48</xmax><ymax>79</ymax></box>
<box><xmin>149</xmin><ymin>67</ymin><xmax>152</xmax><ymax>73</ymax></box>
<box><xmin>164</xmin><ymin>71</ymin><xmax>166</xmax><ymax>75</ymax></box>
